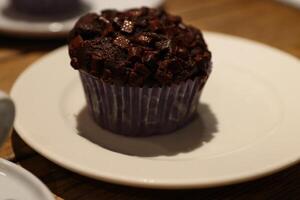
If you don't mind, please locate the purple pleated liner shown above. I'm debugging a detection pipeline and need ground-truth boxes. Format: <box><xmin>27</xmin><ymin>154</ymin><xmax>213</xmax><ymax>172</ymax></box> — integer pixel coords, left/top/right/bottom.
<box><xmin>79</xmin><ymin>70</ymin><xmax>209</xmax><ymax>137</ymax></box>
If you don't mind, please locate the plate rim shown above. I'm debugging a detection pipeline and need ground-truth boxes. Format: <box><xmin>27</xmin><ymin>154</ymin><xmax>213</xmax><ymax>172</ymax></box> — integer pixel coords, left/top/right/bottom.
<box><xmin>10</xmin><ymin>31</ymin><xmax>300</xmax><ymax>189</ymax></box>
<box><xmin>0</xmin><ymin>158</ymin><xmax>54</xmax><ymax>199</ymax></box>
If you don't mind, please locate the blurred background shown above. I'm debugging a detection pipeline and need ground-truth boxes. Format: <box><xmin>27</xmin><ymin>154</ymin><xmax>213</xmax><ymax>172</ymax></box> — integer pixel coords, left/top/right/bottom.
<box><xmin>1</xmin><ymin>1</ymin><xmax>300</xmax><ymax>92</ymax></box>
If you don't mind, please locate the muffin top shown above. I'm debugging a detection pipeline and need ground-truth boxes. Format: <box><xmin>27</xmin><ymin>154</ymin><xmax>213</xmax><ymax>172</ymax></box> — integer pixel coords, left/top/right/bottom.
<box><xmin>69</xmin><ymin>7</ymin><xmax>211</xmax><ymax>86</ymax></box>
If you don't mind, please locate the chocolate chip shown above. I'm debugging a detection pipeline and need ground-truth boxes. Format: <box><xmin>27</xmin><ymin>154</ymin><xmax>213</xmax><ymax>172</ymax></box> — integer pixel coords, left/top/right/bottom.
<box><xmin>133</xmin><ymin>63</ymin><xmax>150</xmax><ymax>76</ymax></box>
<box><xmin>102</xmin><ymin>69</ymin><xmax>113</xmax><ymax>83</ymax></box>
<box><xmin>70</xmin><ymin>35</ymin><xmax>83</xmax><ymax>49</ymax></box>
<box><xmin>98</xmin><ymin>16</ymin><xmax>110</xmax><ymax>24</ymax></box>
<box><xmin>155</xmin><ymin>39</ymin><xmax>170</xmax><ymax>50</ymax></box>
<box><xmin>121</xmin><ymin>20</ymin><xmax>134</xmax><ymax>33</ymax></box>
<box><xmin>142</xmin><ymin>51</ymin><xmax>157</xmax><ymax>63</ymax></box>
<box><xmin>128</xmin><ymin>70</ymin><xmax>146</xmax><ymax>86</ymax></box>
<box><xmin>194</xmin><ymin>54</ymin><xmax>203</xmax><ymax>62</ymax></box>
<box><xmin>127</xmin><ymin>9</ymin><xmax>143</xmax><ymax>17</ymax></box>
<box><xmin>135</xmin><ymin>34</ymin><xmax>152</xmax><ymax>45</ymax></box>
<box><xmin>113</xmin><ymin>35</ymin><xmax>130</xmax><ymax>48</ymax></box>
<box><xmin>191</xmin><ymin>47</ymin><xmax>202</xmax><ymax>56</ymax></box>
<box><xmin>155</xmin><ymin>67</ymin><xmax>173</xmax><ymax>85</ymax></box>
<box><xmin>113</xmin><ymin>17</ymin><xmax>123</xmax><ymax>28</ymax></box>
<box><xmin>70</xmin><ymin>57</ymin><xmax>79</xmax><ymax>69</ymax></box>
<box><xmin>91</xmin><ymin>52</ymin><xmax>106</xmax><ymax>61</ymax></box>
<box><xmin>178</xmin><ymin>23</ymin><xmax>186</xmax><ymax>30</ymax></box>
<box><xmin>149</xmin><ymin>19</ymin><xmax>160</xmax><ymax>31</ymax></box>
<box><xmin>203</xmin><ymin>51</ymin><xmax>211</xmax><ymax>60</ymax></box>
<box><xmin>128</xmin><ymin>46</ymin><xmax>142</xmax><ymax>59</ymax></box>
<box><xmin>101</xmin><ymin>9</ymin><xmax>118</xmax><ymax>19</ymax></box>
<box><xmin>140</xmin><ymin>7</ymin><xmax>150</xmax><ymax>16</ymax></box>
<box><xmin>136</xmin><ymin>18</ymin><xmax>148</xmax><ymax>27</ymax></box>
<box><xmin>176</xmin><ymin>47</ymin><xmax>188</xmax><ymax>58</ymax></box>
<box><xmin>167</xmin><ymin>15</ymin><xmax>182</xmax><ymax>24</ymax></box>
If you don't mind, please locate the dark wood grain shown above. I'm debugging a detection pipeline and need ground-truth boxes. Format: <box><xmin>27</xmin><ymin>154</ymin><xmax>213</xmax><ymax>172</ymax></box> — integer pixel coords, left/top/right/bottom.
<box><xmin>9</xmin><ymin>131</ymin><xmax>300</xmax><ymax>200</ymax></box>
<box><xmin>1</xmin><ymin>0</ymin><xmax>300</xmax><ymax>199</ymax></box>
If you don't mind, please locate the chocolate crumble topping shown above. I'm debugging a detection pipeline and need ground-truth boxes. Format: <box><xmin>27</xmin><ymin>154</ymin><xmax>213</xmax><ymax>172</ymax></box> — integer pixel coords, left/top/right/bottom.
<box><xmin>69</xmin><ymin>7</ymin><xmax>211</xmax><ymax>86</ymax></box>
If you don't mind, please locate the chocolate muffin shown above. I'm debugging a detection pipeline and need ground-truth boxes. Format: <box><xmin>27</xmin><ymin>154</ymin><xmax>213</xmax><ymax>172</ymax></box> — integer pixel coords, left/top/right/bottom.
<box><xmin>69</xmin><ymin>7</ymin><xmax>212</xmax><ymax>136</ymax></box>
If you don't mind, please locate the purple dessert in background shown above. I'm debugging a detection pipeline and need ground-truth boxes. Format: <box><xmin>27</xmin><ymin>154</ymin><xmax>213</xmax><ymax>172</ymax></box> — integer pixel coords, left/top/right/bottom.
<box><xmin>11</xmin><ymin>0</ymin><xmax>80</xmax><ymax>15</ymax></box>
<box><xmin>68</xmin><ymin>7</ymin><xmax>212</xmax><ymax>137</ymax></box>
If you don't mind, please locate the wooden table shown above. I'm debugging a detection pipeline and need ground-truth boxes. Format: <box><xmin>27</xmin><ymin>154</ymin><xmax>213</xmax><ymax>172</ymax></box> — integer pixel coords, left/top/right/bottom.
<box><xmin>1</xmin><ymin>0</ymin><xmax>300</xmax><ymax>199</ymax></box>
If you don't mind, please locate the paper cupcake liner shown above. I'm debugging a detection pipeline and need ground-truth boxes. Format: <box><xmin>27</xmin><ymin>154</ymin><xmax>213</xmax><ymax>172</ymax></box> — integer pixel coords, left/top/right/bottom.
<box><xmin>80</xmin><ymin>70</ymin><xmax>208</xmax><ymax>137</ymax></box>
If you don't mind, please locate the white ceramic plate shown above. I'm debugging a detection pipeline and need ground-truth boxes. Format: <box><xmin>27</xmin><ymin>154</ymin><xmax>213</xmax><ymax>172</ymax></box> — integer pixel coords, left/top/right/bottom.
<box><xmin>0</xmin><ymin>158</ymin><xmax>54</xmax><ymax>200</ymax></box>
<box><xmin>0</xmin><ymin>0</ymin><xmax>163</xmax><ymax>38</ymax></box>
<box><xmin>11</xmin><ymin>32</ymin><xmax>300</xmax><ymax>189</ymax></box>
<box><xmin>277</xmin><ymin>0</ymin><xmax>300</xmax><ymax>8</ymax></box>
